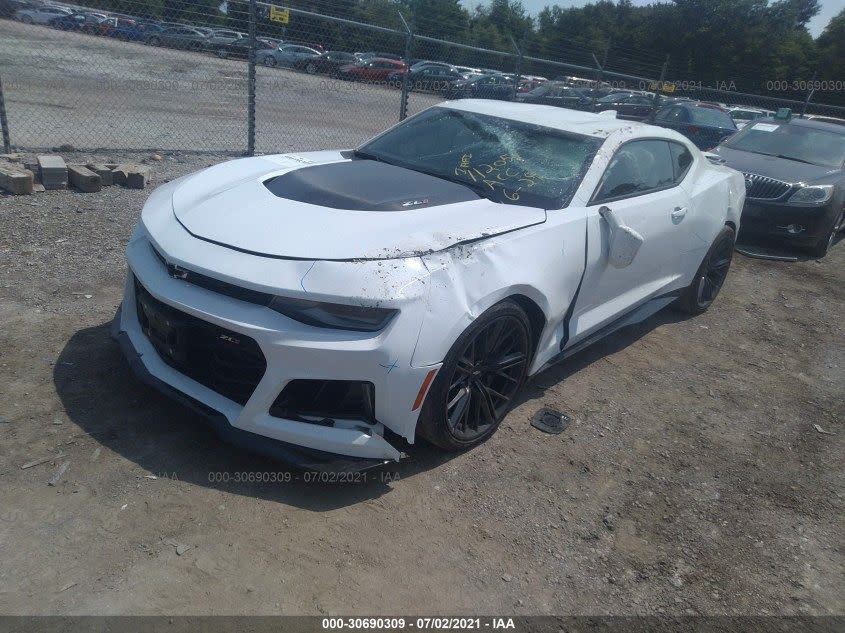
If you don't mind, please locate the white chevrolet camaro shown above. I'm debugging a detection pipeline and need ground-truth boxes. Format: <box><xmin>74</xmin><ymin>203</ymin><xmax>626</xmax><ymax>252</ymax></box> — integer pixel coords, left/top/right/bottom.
<box><xmin>112</xmin><ymin>100</ymin><xmax>745</xmax><ymax>468</ymax></box>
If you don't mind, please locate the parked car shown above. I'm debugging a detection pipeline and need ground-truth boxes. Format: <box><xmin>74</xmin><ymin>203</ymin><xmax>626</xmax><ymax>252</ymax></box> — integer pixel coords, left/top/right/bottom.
<box><xmin>711</xmin><ymin>113</ymin><xmax>845</xmax><ymax>257</ymax></box>
<box><xmin>516</xmin><ymin>82</ymin><xmax>591</xmax><ymax>110</ymax></box>
<box><xmin>651</xmin><ymin>102</ymin><xmax>738</xmax><ymax>150</ymax></box>
<box><xmin>727</xmin><ymin>107</ymin><xmax>771</xmax><ymax>129</ymax></box>
<box><xmin>48</xmin><ymin>12</ymin><xmax>87</xmax><ymax>31</ymax></box>
<box><xmin>81</xmin><ymin>15</ymin><xmax>115</xmax><ymax>36</ymax></box>
<box><xmin>256</xmin><ymin>44</ymin><xmax>322</xmax><ymax>68</ymax></box>
<box><xmin>0</xmin><ymin>0</ymin><xmax>34</xmax><ymax>19</ymax></box>
<box><xmin>212</xmin><ymin>36</ymin><xmax>275</xmax><ymax>59</ymax></box>
<box><xmin>15</xmin><ymin>5</ymin><xmax>71</xmax><ymax>24</ymax></box>
<box><xmin>205</xmin><ymin>29</ymin><xmax>245</xmax><ymax>47</ymax></box>
<box><xmin>515</xmin><ymin>76</ymin><xmax>547</xmax><ymax>93</ymax></box>
<box><xmin>112</xmin><ymin>100</ymin><xmax>742</xmax><ymax>467</ymax></box>
<box><xmin>354</xmin><ymin>51</ymin><xmax>402</xmax><ymax>62</ymax></box>
<box><xmin>409</xmin><ymin>60</ymin><xmax>453</xmax><ymax>72</ymax></box>
<box><xmin>145</xmin><ymin>26</ymin><xmax>209</xmax><ymax>50</ymax></box>
<box><xmin>337</xmin><ymin>58</ymin><xmax>407</xmax><ymax>82</ymax></box>
<box><xmin>591</xmin><ymin>91</ymin><xmax>656</xmax><ymax>120</ymax></box>
<box><xmin>293</xmin><ymin>50</ymin><xmax>357</xmax><ymax>75</ymax></box>
<box><xmin>110</xmin><ymin>19</ymin><xmax>160</xmax><ymax>41</ymax></box>
<box><xmin>446</xmin><ymin>73</ymin><xmax>515</xmax><ymax>100</ymax></box>
<box><xmin>391</xmin><ymin>63</ymin><xmax>467</xmax><ymax>92</ymax></box>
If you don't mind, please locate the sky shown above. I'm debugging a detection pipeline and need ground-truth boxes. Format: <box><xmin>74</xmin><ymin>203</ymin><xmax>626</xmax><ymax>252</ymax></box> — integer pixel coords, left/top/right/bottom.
<box><xmin>461</xmin><ymin>0</ymin><xmax>841</xmax><ymax>37</ymax></box>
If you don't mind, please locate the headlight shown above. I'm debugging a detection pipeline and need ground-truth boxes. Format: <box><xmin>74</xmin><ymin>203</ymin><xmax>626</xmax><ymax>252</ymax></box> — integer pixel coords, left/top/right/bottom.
<box><xmin>268</xmin><ymin>296</ymin><xmax>398</xmax><ymax>332</ymax></box>
<box><xmin>787</xmin><ymin>184</ymin><xmax>834</xmax><ymax>205</ymax></box>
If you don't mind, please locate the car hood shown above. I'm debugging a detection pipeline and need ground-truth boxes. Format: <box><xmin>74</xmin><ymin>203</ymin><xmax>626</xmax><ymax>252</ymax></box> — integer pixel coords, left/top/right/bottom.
<box><xmin>168</xmin><ymin>152</ymin><xmax>546</xmax><ymax>261</ymax></box>
<box><xmin>712</xmin><ymin>145</ymin><xmax>840</xmax><ymax>183</ymax></box>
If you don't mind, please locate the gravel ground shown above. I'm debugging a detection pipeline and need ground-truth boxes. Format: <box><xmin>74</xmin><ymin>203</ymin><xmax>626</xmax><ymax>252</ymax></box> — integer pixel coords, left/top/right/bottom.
<box><xmin>0</xmin><ymin>151</ymin><xmax>842</xmax><ymax>616</ymax></box>
<box><xmin>0</xmin><ymin>19</ymin><xmax>439</xmax><ymax>154</ymax></box>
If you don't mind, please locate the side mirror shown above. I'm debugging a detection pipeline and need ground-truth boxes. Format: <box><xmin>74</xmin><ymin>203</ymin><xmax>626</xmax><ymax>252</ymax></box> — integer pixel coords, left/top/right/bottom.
<box><xmin>598</xmin><ymin>206</ymin><xmax>644</xmax><ymax>268</ymax></box>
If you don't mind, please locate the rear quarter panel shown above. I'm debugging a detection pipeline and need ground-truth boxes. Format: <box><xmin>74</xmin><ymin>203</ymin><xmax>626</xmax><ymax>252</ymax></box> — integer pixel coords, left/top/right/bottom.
<box><xmin>681</xmin><ymin>158</ymin><xmax>744</xmax><ymax>260</ymax></box>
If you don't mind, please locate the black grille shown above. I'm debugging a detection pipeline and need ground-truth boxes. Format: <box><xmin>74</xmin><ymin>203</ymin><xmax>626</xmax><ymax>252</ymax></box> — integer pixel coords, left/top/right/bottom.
<box><xmin>133</xmin><ymin>278</ymin><xmax>266</xmax><ymax>405</ymax></box>
<box><xmin>150</xmin><ymin>244</ymin><xmax>272</xmax><ymax>306</ymax></box>
<box><xmin>742</xmin><ymin>172</ymin><xmax>792</xmax><ymax>200</ymax></box>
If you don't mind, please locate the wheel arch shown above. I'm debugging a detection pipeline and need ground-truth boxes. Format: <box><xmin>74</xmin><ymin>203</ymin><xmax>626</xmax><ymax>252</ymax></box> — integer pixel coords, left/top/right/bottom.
<box><xmin>411</xmin><ymin>283</ymin><xmax>551</xmax><ymax>368</ymax></box>
<box><xmin>504</xmin><ymin>293</ymin><xmax>546</xmax><ymax>360</ymax></box>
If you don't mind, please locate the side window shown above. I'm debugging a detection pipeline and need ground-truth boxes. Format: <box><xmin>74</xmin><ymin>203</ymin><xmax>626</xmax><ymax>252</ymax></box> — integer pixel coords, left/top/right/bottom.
<box><xmin>594</xmin><ymin>140</ymin><xmax>676</xmax><ymax>201</ymax></box>
<box><xmin>669</xmin><ymin>142</ymin><xmax>693</xmax><ymax>183</ymax></box>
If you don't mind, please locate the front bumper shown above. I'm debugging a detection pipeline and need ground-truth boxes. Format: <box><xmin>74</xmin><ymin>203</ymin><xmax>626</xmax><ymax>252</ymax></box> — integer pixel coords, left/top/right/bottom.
<box><xmin>738</xmin><ymin>198</ymin><xmax>839</xmax><ymax>248</ymax></box>
<box><xmin>112</xmin><ymin>233</ymin><xmax>440</xmax><ymax>466</ymax></box>
<box><xmin>111</xmin><ymin>311</ymin><xmax>391</xmax><ymax>472</ymax></box>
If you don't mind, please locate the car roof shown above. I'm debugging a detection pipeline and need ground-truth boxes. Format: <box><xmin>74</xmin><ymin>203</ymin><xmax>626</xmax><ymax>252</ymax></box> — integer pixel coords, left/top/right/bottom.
<box><xmin>441</xmin><ymin>99</ymin><xmax>673</xmax><ymax>139</ymax></box>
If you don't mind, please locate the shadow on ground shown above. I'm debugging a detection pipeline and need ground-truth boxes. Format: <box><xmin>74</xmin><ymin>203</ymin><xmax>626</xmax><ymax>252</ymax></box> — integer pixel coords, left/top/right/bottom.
<box><xmin>54</xmin><ymin>308</ymin><xmax>689</xmax><ymax>510</ymax></box>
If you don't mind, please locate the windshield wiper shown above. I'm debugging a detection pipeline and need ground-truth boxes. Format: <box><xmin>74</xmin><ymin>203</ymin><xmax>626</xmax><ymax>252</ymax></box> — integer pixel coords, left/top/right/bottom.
<box><xmin>352</xmin><ymin>149</ymin><xmax>391</xmax><ymax>164</ymax></box>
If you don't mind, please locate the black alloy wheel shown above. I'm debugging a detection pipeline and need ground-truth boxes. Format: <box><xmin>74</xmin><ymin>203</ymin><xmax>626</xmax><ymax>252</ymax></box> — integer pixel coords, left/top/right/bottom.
<box><xmin>418</xmin><ymin>301</ymin><xmax>532</xmax><ymax>450</ymax></box>
<box><xmin>697</xmin><ymin>233</ymin><xmax>733</xmax><ymax>306</ymax></box>
<box><xmin>674</xmin><ymin>225</ymin><xmax>735</xmax><ymax>315</ymax></box>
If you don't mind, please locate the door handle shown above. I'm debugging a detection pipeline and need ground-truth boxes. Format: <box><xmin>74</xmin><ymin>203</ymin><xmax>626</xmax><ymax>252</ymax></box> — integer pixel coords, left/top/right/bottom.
<box><xmin>671</xmin><ymin>206</ymin><xmax>688</xmax><ymax>222</ymax></box>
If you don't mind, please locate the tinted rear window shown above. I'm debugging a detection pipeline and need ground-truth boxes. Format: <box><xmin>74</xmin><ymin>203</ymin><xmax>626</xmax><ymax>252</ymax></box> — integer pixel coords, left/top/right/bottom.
<box><xmin>688</xmin><ymin>108</ymin><xmax>736</xmax><ymax>129</ymax></box>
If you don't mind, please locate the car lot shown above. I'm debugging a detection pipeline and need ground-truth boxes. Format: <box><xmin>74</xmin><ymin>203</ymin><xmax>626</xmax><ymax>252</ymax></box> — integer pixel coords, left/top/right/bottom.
<box><xmin>0</xmin><ymin>19</ymin><xmax>440</xmax><ymax>153</ymax></box>
<box><xmin>0</xmin><ymin>151</ymin><xmax>842</xmax><ymax>614</ymax></box>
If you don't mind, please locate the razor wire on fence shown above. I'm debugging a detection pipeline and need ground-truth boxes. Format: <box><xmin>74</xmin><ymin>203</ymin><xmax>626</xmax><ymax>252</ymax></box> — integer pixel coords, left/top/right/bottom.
<box><xmin>0</xmin><ymin>0</ymin><xmax>843</xmax><ymax>156</ymax></box>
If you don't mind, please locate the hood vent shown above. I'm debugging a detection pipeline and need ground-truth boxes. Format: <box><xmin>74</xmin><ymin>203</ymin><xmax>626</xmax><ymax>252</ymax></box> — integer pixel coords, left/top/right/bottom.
<box><xmin>263</xmin><ymin>159</ymin><xmax>478</xmax><ymax>212</ymax></box>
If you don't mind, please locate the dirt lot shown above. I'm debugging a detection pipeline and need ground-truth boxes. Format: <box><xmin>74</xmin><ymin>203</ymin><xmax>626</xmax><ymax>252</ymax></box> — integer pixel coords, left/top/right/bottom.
<box><xmin>0</xmin><ymin>151</ymin><xmax>843</xmax><ymax>616</ymax></box>
<box><xmin>0</xmin><ymin>19</ymin><xmax>439</xmax><ymax>154</ymax></box>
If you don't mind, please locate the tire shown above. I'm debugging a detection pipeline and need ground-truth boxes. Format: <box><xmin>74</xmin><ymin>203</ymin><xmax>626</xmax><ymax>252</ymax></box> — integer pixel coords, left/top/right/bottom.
<box><xmin>148</xmin><ymin>36</ymin><xmax>160</xmax><ymax>46</ymax></box>
<box><xmin>263</xmin><ymin>56</ymin><xmax>276</xmax><ymax>67</ymax></box>
<box><xmin>674</xmin><ymin>225</ymin><xmax>736</xmax><ymax>315</ymax></box>
<box><xmin>21</xmin><ymin>15</ymin><xmax>33</xmax><ymax>24</ymax></box>
<box><xmin>216</xmin><ymin>48</ymin><xmax>228</xmax><ymax>59</ymax></box>
<box><xmin>305</xmin><ymin>62</ymin><xmax>318</xmax><ymax>74</ymax></box>
<box><xmin>809</xmin><ymin>209</ymin><xmax>843</xmax><ymax>258</ymax></box>
<box><xmin>417</xmin><ymin>300</ymin><xmax>533</xmax><ymax>451</ymax></box>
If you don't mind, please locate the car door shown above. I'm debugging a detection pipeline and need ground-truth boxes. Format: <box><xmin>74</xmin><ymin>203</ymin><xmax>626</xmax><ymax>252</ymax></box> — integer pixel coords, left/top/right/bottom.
<box><xmin>567</xmin><ymin>139</ymin><xmax>695</xmax><ymax>342</ymax></box>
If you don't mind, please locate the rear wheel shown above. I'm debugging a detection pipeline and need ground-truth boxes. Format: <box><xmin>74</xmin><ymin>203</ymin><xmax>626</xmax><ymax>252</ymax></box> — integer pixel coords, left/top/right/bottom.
<box><xmin>674</xmin><ymin>225</ymin><xmax>735</xmax><ymax>315</ymax></box>
<box><xmin>305</xmin><ymin>62</ymin><xmax>318</xmax><ymax>74</ymax></box>
<box><xmin>216</xmin><ymin>48</ymin><xmax>228</xmax><ymax>59</ymax></box>
<box><xmin>417</xmin><ymin>301</ymin><xmax>532</xmax><ymax>451</ymax></box>
<box><xmin>263</xmin><ymin>56</ymin><xmax>276</xmax><ymax>67</ymax></box>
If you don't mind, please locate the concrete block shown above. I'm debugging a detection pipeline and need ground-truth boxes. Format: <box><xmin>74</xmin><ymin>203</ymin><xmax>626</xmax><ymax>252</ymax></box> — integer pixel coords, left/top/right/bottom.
<box><xmin>68</xmin><ymin>165</ymin><xmax>102</xmax><ymax>193</ymax></box>
<box><xmin>24</xmin><ymin>161</ymin><xmax>40</xmax><ymax>180</ymax></box>
<box><xmin>0</xmin><ymin>162</ymin><xmax>34</xmax><ymax>195</ymax></box>
<box><xmin>113</xmin><ymin>164</ymin><xmax>151</xmax><ymax>189</ymax></box>
<box><xmin>37</xmin><ymin>155</ymin><xmax>68</xmax><ymax>190</ymax></box>
<box><xmin>87</xmin><ymin>164</ymin><xmax>114</xmax><ymax>186</ymax></box>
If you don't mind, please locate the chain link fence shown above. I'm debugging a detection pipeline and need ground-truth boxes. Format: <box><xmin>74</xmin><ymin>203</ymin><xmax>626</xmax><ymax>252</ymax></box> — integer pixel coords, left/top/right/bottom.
<box><xmin>1</xmin><ymin>0</ymin><xmax>844</xmax><ymax>156</ymax></box>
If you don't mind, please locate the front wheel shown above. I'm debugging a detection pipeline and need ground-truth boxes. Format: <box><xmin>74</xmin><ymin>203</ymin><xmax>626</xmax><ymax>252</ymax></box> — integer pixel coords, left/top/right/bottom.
<box><xmin>417</xmin><ymin>301</ymin><xmax>533</xmax><ymax>451</ymax></box>
<box><xmin>809</xmin><ymin>210</ymin><xmax>843</xmax><ymax>258</ymax></box>
<box><xmin>674</xmin><ymin>225</ymin><xmax>735</xmax><ymax>315</ymax></box>
<box><xmin>262</xmin><ymin>56</ymin><xmax>276</xmax><ymax>67</ymax></box>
